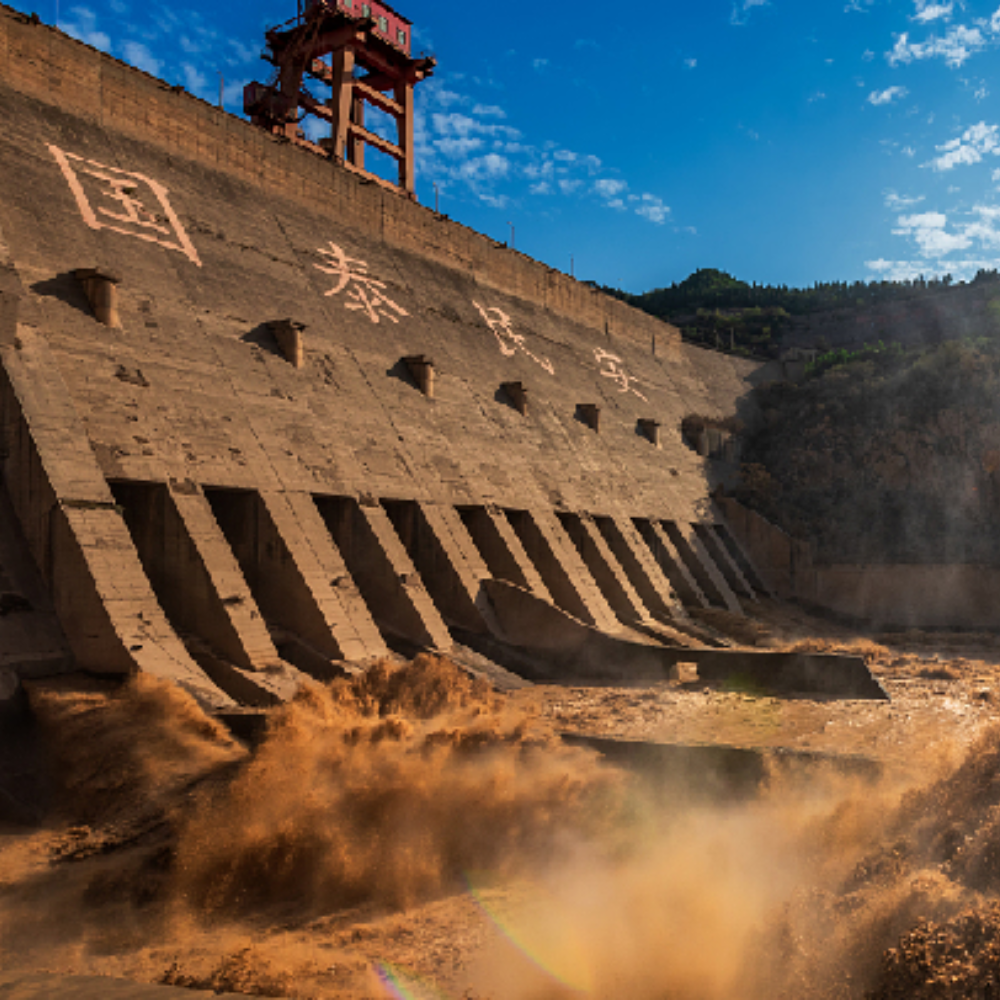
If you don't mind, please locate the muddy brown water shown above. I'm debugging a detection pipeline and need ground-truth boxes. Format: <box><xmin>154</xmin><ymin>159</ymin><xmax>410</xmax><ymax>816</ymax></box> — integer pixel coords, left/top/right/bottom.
<box><xmin>3</xmin><ymin>619</ymin><xmax>1000</xmax><ymax>999</ymax></box>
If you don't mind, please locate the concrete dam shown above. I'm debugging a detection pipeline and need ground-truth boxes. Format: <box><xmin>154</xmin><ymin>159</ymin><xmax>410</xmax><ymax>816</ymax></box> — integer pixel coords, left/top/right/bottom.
<box><xmin>0</xmin><ymin>2</ymin><xmax>880</xmax><ymax>710</ymax></box>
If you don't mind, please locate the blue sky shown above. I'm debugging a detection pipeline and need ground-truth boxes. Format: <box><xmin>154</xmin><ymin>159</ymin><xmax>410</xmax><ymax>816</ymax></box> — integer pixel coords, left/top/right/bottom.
<box><xmin>23</xmin><ymin>0</ymin><xmax>1000</xmax><ymax>292</ymax></box>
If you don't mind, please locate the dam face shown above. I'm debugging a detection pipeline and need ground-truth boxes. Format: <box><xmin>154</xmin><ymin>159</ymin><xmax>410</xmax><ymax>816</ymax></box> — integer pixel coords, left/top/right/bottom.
<box><xmin>0</xmin><ymin>4</ymin><xmax>769</xmax><ymax>708</ymax></box>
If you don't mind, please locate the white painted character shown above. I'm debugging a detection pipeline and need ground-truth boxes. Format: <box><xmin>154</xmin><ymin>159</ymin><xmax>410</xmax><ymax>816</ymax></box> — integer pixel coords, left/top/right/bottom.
<box><xmin>473</xmin><ymin>301</ymin><xmax>555</xmax><ymax>375</ymax></box>
<box><xmin>48</xmin><ymin>145</ymin><xmax>201</xmax><ymax>266</ymax></box>
<box><xmin>314</xmin><ymin>241</ymin><xmax>409</xmax><ymax>324</ymax></box>
<box><xmin>594</xmin><ymin>347</ymin><xmax>649</xmax><ymax>402</ymax></box>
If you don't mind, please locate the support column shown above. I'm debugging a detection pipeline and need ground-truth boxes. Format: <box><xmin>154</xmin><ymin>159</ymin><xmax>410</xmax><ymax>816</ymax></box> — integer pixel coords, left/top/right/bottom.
<box><xmin>273</xmin><ymin>491</ymin><xmax>388</xmax><ymax>660</ymax></box>
<box><xmin>661</xmin><ymin>520</ymin><xmax>742</xmax><ymax>613</ymax></box>
<box><xmin>694</xmin><ymin>523</ymin><xmax>757</xmax><ymax>600</ymax></box>
<box><xmin>638</xmin><ymin>519</ymin><xmax>708</xmax><ymax>608</ymax></box>
<box><xmin>506</xmin><ymin>509</ymin><xmax>619</xmax><ymax>633</ymax></box>
<box><xmin>166</xmin><ymin>487</ymin><xmax>293</xmax><ymax>667</ymax></box>
<box><xmin>595</xmin><ymin>515</ymin><xmax>689</xmax><ymax>624</ymax></box>
<box><xmin>397</xmin><ymin>79</ymin><xmax>414</xmax><ymax>193</ymax></box>
<box><xmin>350</xmin><ymin>88</ymin><xmax>366</xmax><ymax>171</ymax></box>
<box><xmin>315</xmin><ymin>496</ymin><xmax>452</xmax><ymax>651</ymax></box>
<box><xmin>328</xmin><ymin>46</ymin><xmax>356</xmax><ymax>161</ymax></box>
<box><xmin>0</xmin><ymin>327</ymin><xmax>231</xmax><ymax>708</ymax></box>
<box><xmin>458</xmin><ymin>506</ymin><xmax>552</xmax><ymax>602</ymax></box>
<box><xmin>392</xmin><ymin>501</ymin><xmax>491</xmax><ymax>632</ymax></box>
<box><xmin>557</xmin><ymin>512</ymin><xmax>651</xmax><ymax>626</ymax></box>
<box><xmin>208</xmin><ymin>488</ymin><xmax>385</xmax><ymax>667</ymax></box>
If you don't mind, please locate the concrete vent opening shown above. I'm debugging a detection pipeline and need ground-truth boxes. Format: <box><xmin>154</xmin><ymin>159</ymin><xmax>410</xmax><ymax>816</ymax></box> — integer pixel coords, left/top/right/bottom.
<box><xmin>402</xmin><ymin>355</ymin><xmax>435</xmax><ymax>397</ymax></box>
<box><xmin>313</xmin><ymin>494</ymin><xmax>443</xmax><ymax>654</ymax></box>
<box><xmin>638</xmin><ymin>418</ymin><xmax>661</xmax><ymax>447</ymax></box>
<box><xmin>691</xmin><ymin>522</ymin><xmax>755</xmax><ymax>599</ymax></box>
<box><xmin>501</xmin><ymin>381</ymin><xmax>528</xmax><ymax>415</ymax></box>
<box><xmin>267</xmin><ymin>319</ymin><xmax>306</xmax><ymax>368</ymax></box>
<box><xmin>577</xmin><ymin>403</ymin><xmax>601</xmax><ymax>432</ymax></box>
<box><xmin>109</xmin><ymin>481</ymin><xmax>254</xmax><ymax>674</ymax></box>
<box><xmin>204</xmin><ymin>488</ymin><xmax>345</xmax><ymax>676</ymax></box>
<box><xmin>457</xmin><ymin>506</ymin><xmax>531</xmax><ymax>589</ymax></box>
<box><xmin>659</xmin><ymin>520</ymin><xmax>729</xmax><ymax>608</ymax></box>
<box><xmin>73</xmin><ymin>267</ymin><xmax>121</xmax><ymax>328</ymax></box>
<box><xmin>592</xmin><ymin>515</ymin><xmax>677</xmax><ymax>623</ymax></box>
<box><xmin>503</xmin><ymin>508</ymin><xmax>592</xmax><ymax>622</ymax></box>
<box><xmin>557</xmin><ymin>511</ymin><xmax>641</xmax><ymax>625</ymax></box>
<box><xmin>631</xmin><ymin>517</ymin><xmax>704</xmax><ymax>608</ymax></box>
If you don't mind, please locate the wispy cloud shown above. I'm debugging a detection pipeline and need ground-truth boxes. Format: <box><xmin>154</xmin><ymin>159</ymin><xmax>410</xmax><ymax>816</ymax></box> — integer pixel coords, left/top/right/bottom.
<box><xmin>884</xmin><ymin>190</ymin><xmax>926</xmax><ymax>209</ymax></box>
<box><xmin>924</xmin><ymin>121</ymin><xmax>1000</xmax><ymax>171</ymax></box>
<box><xmin>887</xmin><ymin>8</ymin><xmax>1000</xmax><ymax>69</ymax></box>
<box><xmin>868</xmin><ymin>85</ymin><xmax>909</xmax><ymax>105</ymax></box>
<box><xmin>912</xmin><ymin>1</ymin><xmax>954</xmax><ymax>24</ymax></box>
<box><xmin>730</xmin><ymin>0</ymin><xmax>769</xmax><ymax>26</ymax></box>
<box><xmin>632</xmin><ymin>194</ymin><xmax>671</xmax><ymax>225</ymax></box>
<box><xmin>60</xmin><ymin>6</ymin><xmax>110</xmax><ymax>50</ymax></box>
<box><xmin>870</xmin><ymin>204</ymin><xmax>1000</xmax><ymax>279</ymax></box>
<box><xmin>415</xmin><ymin>76</ymin><xmax>673</xmax><ymax>227</ymax></box>
<box><xmin>122</xmin><ymin>39</ymin><xmax>162</xmax><ymax>75</ymax></box>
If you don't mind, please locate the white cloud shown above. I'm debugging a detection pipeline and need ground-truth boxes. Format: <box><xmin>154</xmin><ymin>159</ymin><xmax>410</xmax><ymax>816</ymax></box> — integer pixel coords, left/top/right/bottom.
<box><xmin>60</xmin><ymin>6</ymin><xmax>111</xmax><ymax>50</ymax></box>
<box><xmin>684</xmin><ymin>57</ymin><xmax>698</xmax><ymax>69</ymax></box>
<box><xmin>122</xmin><ymin>40</ymin><xmax>162</xmax><ymax>76</ymax></box>
<box><xmin>885</xmin><ymin>190</ymin><xmax>926</xmax><ymax>209</ymax></box>
<box><xmin>882</xmin><ymin>204</ymin><xmax>1000</xmax><ymax>276</ymax></box>
<box><xmin>455</xmin><ymin>153</ymin><xmax>510</xmax><ymax>181</ymax></box>
<box><xmin>868</xmin><ymin>85</ymin><xmax>909</xmax><ymax>105</ymax></box>
<box><xmin>808</xmin><ymin>91</ymin><xmax>827</xmax><ymax>103</ymax></box>
<box><xmin>846</xmin><ymin>0</ymin><xmax>875</xmax><ymax>11</ymax></box>
<box><xmin>862</xmin><ymin>48</ymin><xmax>876</xmax><ymax>60</ymax></box>
<box><xmin>437</xmin><ymin>137</ymin><xmax>485</xmax><ymax>158</ymax></box>
<box><xmin>414</xmin><ymin>70</ymin><xmax>678</xmax><ymax>227</ymax></box>
<box><xmin>912</xmin><ymin>1</ymin><xmax>954</xmax><ymax>24</ymax></box>
<box><xmin>993</xmin><ymin>168</ymin><xmax>1000</xmax><ymax>183</ymax></box>
<box><xmin>894</xmin><ymin>210</ymin><xmax>972</xmax><ymax>256</ymax></box>
<box><xmin>924</xmin><ymin>121</ymin><xmax>1000</xmax><ymax>171</ymax></box>
<box><xmin>887</xmin><ymin>24</ymin><xmax>988</xmax><ymax>67</ymax></box>
<box><xmin>594</xmin><ymin>178</ymin><xmax>628</xmax><ymax>199</ymax></box>
<box><xmin>636</xmin><ymin>194</ymin><xmax>670</xmax><ymax>225</ymax></box>
<box><xmin>532</xmin><ymin>58</ymin><xmax>549</xmax><ymax>71</ymax></box>
<box><xmin>903</xmin><ymin>145</ymin><xmax>917</xmax><ymax>157</ymax></box>
<box><xmin>731</xmin><ymin>0</ymin><xmax>769</xmax><ymax>26</ymax></box>
<box><xmin>181</xmin><ymin>63</ymin><xmax>208</xmax><ymax>96</ymax></box>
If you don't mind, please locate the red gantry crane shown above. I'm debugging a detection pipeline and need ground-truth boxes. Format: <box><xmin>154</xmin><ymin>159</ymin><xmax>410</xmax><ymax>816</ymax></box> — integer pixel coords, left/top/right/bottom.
<box><xmin>245</xmin><ymin>0</ymin><xmax>436</xmax><ymax>196</ymax></box>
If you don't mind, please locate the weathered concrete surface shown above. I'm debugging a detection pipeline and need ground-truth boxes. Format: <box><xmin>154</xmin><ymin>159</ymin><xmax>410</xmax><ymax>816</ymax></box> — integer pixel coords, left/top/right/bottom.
<box><xmin>0</xmin><ymin>4</ymin><xmax>771</xmax><ymax>696</ymax></box>
<box><xmin>483</xmin><ymin>579</ymin><xmax>886</xmax><ymax>699</ymax></box>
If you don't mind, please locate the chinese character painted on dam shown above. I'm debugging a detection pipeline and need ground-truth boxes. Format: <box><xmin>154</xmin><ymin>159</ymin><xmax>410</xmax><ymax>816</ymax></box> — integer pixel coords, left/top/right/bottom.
<box><xmin>314</xmin><ymin>242</ymin><xmax>409</xmax><ymax>324</ymax></box>
<box><xmin>48</xmin><ymin>145</ymin><xmax>201</xmax><ymax>266</ymax></box>
<box><xmin>473</xmin><ymin>302</ymin><xmax>555</xmax><ymax>375</ymax></box>
<box><xmin>594</xmin><ymin>348</ymin><xmax>648</xmax><ymax>402</ymax></box>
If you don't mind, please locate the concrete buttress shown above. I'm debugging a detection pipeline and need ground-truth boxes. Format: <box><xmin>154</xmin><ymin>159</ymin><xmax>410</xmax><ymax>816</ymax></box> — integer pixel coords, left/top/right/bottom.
<box><xmin>315</xmin><ymin>496</ymin><xmax>452</xmax><ymax>652</ymax></box>
<box><xmin>596</xmin><ymin>516</ymin><xmax>690</xmax><ymax>624</ymax></box>
<box><xmin>0</xmin><ymin>329</ymin><xmax>232</xmax><ymax>708</ymax></box>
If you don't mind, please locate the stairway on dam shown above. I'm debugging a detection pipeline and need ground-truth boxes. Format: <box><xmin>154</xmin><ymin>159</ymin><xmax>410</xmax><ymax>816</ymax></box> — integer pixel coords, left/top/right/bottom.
<box><xmin>0</xmin><ymin>4</ymin><xmax>882</xmax><ymax>706</ymax></box>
